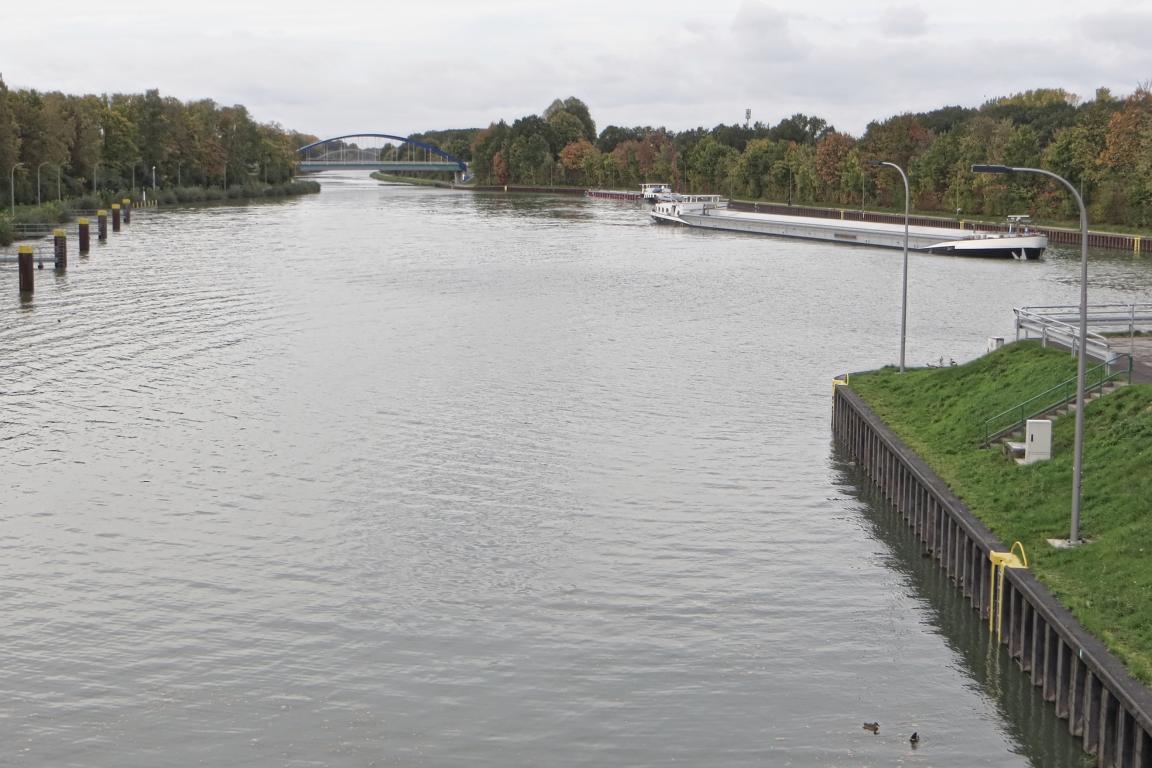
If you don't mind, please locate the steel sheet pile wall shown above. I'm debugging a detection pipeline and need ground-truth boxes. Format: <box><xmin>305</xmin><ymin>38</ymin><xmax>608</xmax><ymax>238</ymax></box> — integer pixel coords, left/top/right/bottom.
<box><xmin>833</xmin><ymin>384</ymin><xmax>1152</xmax><ymax>767</ymax></box>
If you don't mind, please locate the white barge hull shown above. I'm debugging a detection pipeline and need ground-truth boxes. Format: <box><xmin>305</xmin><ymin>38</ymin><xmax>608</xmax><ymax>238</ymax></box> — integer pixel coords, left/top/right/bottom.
<box><xmin>654</xmin><ymin>205</ymin><xmax>1046</xmax><ymax>259</ymax></box>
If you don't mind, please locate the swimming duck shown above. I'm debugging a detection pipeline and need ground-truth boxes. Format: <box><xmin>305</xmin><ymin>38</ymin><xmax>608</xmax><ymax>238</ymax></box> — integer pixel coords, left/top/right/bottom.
<box><xmin>862</xmin><ymin>722</ymin><xmax>879</xmax><ymax>734</ymax></box>
<box><xmin>910</xmin><ymin>732</ymin><xmax>920</xmax><ymax>746</ymax></box>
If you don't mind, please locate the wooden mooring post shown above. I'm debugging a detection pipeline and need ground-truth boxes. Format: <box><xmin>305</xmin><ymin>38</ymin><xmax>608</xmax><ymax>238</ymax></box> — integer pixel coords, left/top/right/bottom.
<box><xmin>78</xmin><ymin>218</ymin><xmax>90</xmax><ymax>253</ymax></box>
<box><xmin>97</xmin><ymin>210</ymin><xmax>108</xmax><ymax>241</ymax></box>
<box><xmin>17</xmin><ymin>245</ymin><xmax>34</xmax><ymax>293</ymax></box>
<box><xmin>111</xmin><ymin>203</ymin><xmax>121</xmax><ymax>233</ymax></box>
<box><xmin>121</xmin><ymin>198</ymin><xmax>131</xmax><ymax>224</ymax></box>
<box><xmin>53</xmin><ymin>228</ymin><xmax>67</xmax><ymax>270</ymax></box>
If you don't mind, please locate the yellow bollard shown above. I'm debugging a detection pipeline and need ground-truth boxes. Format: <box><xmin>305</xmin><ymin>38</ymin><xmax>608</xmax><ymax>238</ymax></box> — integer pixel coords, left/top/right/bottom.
<box><xmin>1135</xmin><ymin>236</ymin><xmax>1142</xmax><ymax>254</ymax></box>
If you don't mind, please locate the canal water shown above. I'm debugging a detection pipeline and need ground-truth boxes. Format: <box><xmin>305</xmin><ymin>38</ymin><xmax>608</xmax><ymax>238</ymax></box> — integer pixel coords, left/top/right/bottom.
<box><xmin>3</xmin><ymin>175</ymin><xmax>1149</xmax><ymax>766</ymax></box>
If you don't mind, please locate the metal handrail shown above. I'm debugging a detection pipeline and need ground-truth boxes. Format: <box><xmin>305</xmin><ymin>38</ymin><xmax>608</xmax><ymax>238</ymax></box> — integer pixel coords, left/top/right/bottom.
<box><xmin>1015</xmin><ymin>307</ymin><xmax>1114</xmax><ymax>359</ymax></box>
<box><xmin>981</xmin><ymin>354</ymin><xmax>1133</xmax><ymax>446</ymax></box>
<box><xmin>1019</xmin><ymin>303</ymin><xmax>1152</xmax><ymax>321</ymax></box>
<box><xmin>0</xmin><ymin>240</ymin><xmax>56</xmax><ymax>264</ymax></box>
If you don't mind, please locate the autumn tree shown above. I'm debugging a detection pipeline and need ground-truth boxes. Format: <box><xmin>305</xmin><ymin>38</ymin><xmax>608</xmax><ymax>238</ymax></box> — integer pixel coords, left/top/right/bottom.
<box><xmin>1098</xmin><ymin>87</ymin><xmax>1152</xmax><ymax>224</ymax></box>
<box><xmin>559</xmin><ymin>138</ymin><xmax>598</xmax><ymax>185</ymax></box>
<box><xmin>814</xmin><ymin>131</ymin><xmax>856</xmax><ymax>203</ymax></box>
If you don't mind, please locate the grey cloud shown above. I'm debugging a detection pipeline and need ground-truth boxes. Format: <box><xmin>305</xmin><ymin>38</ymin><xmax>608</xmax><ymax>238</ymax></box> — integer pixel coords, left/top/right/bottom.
<box><xmin>730</xmin><ymin>1</ymin><xmax>809</xmax><ymax>63</ymax></box>
<box><xmin>879</xmin><ymin>5</ymin><xmax>928</xmax><ymax>37</ymax></box>
<box><xmin>1082</xmin><ymin>10</ymin><xmax>1152</xmax><ymax>48</ymax></box>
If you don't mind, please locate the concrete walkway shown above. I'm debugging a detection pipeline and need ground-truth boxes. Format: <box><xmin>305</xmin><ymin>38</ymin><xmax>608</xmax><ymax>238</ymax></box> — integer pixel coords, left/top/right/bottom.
<box><xmin>1042</xmin><ymin>336</ymin><xmax>1152</xmax><ymax>384</ymax></box>
<box><xmin>1101</xmin><ymin>337</ymin><xmax>1152</xmax><ymax>384</ymax></box>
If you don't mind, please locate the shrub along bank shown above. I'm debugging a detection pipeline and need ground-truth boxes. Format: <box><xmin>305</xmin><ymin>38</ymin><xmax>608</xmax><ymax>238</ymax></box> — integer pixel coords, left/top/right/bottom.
<box><xmin>849</xmin><ymin>341</ymin><xmax>1152</xmax><ymax>684</ymax></box>
<box><xmin>0</xmin><ymin>181</ymin><xmax>320</xmax><ymax>246</ymax></box>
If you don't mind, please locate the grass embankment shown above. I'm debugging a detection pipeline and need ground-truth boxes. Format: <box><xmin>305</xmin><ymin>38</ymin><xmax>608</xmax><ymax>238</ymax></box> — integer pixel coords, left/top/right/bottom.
<box><xmin>850</xmin><ymin>341</ymin><xmax>1152</xmax><ymax>684</ymax></box>
<box><xmin>370</xmin><ymin>172</ymin><xmax>455</xmax><ymax>187</ymax></box>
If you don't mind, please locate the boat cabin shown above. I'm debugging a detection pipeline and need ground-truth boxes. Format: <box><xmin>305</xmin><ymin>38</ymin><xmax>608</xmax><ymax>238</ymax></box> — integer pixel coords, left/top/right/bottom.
<box><xmin>1006</xmin><ymin>215</ymin><xmax>1034</xmax><ymax>234</ymax></box>
<box><xmin>641</xmin><ymin>183</ymin><xmax>672</xmax><ymax>200</ymax></box>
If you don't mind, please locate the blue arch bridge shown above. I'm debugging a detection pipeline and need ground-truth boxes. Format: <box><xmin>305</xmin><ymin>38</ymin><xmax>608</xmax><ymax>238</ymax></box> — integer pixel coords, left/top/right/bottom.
<box><xmin>296</xmin><ymin>134</ymin><xmax>470</xmax><ymax>181</ymax></box>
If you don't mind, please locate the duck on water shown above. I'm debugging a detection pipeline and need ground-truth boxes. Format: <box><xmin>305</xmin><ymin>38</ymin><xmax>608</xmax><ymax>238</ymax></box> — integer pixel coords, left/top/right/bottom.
<box><xmin>650</xmin><ymin>197</ymin><xmax>1047</xmax><ymax>260</ymax></box>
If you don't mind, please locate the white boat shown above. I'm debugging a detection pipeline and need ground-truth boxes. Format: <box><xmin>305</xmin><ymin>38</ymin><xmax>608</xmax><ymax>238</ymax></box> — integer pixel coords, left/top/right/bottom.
<box><xmin>640</xmin><ymin>183</ymin><xmax>673</xmax><ymax>200</ymax></box>
<box><xmin>650</xmin><ymin>200</ymin><xmax>1046</xmax><ymax>259</ymax></box>
<box><xmin>650</xmin><ymin>194</ymin><xmax>728</xmax><ymax>220</ymax></box>
<box><xmin>585</xmin><ymin>183</ymin><xmax>679</xmax><ymax>203</ymax></box>
<box><xmin>921</xmin><ymin>215</ymin><xmax>1046</xmax><ymax>259</ymax></box>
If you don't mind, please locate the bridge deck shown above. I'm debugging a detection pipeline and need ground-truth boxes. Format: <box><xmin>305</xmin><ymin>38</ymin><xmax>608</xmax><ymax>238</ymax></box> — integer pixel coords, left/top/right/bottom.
<box><xmin>297</xmin><ymin>161</ymin><xmax>462</xmax><ymax>172</ymax></box>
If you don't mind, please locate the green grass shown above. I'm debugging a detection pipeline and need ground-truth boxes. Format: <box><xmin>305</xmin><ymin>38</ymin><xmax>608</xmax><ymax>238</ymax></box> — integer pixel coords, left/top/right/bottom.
<box><xmin>370</xmin><ymin>172</ymin><xmax>455</xmax><ymax>187</ymax></box>
<box><xmin>850</xmin><ymin>341</ymin><xmax>1152</xmax><ymax>684</ymax></box>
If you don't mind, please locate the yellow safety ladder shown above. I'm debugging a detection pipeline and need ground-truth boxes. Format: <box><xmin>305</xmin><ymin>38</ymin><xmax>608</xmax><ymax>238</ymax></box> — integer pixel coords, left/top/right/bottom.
<box><xmin>988</xmin><ymin>541</ymin><xmax>1028</xmax><ymax>642</ymax></box>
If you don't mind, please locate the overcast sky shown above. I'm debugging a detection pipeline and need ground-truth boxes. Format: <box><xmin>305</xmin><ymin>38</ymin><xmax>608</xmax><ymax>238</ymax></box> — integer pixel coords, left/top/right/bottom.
<box><xmin>4</xmin><ymin>0</ymin><xmax>1150</xmax><ymax>139</ymax></box>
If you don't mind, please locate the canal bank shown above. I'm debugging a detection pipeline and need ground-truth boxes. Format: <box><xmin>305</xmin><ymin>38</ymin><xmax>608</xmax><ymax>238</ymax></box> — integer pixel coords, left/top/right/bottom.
<box><xmin>1</xmin><ymin>181</ymin><xmax>320</xmax><ymax>246</ymax></box>
<box><xmin>834</xmin><ymin>344</ymin><xmax>1152</xmax><ymax>767</ymax></box>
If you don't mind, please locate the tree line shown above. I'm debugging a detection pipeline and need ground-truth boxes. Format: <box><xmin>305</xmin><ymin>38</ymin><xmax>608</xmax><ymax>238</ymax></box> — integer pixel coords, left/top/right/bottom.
<box><xmin>0</xmin><ymin>77</ymin><xmax>317</xmax><ymax>205</ymax></box>
<box><xmin>439</xmin><ymin>89</ymin><xmax>1152</xmax><ymax>228</ymax></box>
<box><xmin>5</xmin><ymin>79</ymin><xmax>1149</xmax><ymax>230</ymax></box>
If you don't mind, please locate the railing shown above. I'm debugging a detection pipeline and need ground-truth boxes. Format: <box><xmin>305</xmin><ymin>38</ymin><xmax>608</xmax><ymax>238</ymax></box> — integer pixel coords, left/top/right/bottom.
<box><xmin>0</xmin><ymin>240</ymin><xmax>56</xmax><ymax>265</ymax></box>
<box><xmin>11</xmin><ymin>223</ymin><xmax>58</xmax><ymax>234</ymax></box>
<box><xmin>981</xmin><ymin>355</ymin><xmax>1133</xmax><ymax>446</ymax></box>
<box><xmin>1016</xmin><ymin>304</ymin><xmax>1152</xmax><ymax>363</ymax></box>
<box><xmin>1014</xmin><ymin>306</ymin><xmax>1124</xmax><ymax>362</ymax></box>
<box><xmin>1018</xmin><ymin>303</ymin><xmax>1152</xmax><ymax>329</ymax></box>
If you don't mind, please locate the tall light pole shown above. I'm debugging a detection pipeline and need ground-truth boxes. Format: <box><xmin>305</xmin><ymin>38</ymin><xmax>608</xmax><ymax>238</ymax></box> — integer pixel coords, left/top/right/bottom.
<box><xmin>870</xmin><ymin>160</ymin><xmax>911</xmax><ymax>372</ymax></box>
<box><xmin>972</xmin><ymin>164</ymin><xmax>1088</xmax><ymax>546</ymax></box>
<box><xmin>10</xmin><ymin>161</ymin><xmax>24</xmax><ymax>216</ymax></box>
<box><xmin>151</xmin><ymin>165</ymin><xmax>157</xmax><ymax>190</ymax></box>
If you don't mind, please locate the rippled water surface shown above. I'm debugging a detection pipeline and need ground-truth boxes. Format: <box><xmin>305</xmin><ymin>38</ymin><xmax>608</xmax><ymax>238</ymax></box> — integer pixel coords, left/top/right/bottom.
<box><xmin>4</xmin><ymin>176</ymin><xmax>1150</xmax><ymax>767</ymax></box>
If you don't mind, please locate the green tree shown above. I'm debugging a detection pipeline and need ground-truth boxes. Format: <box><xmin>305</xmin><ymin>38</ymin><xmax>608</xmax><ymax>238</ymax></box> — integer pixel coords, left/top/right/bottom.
<box><xmin>685</xmin><ymin>136</ymin><xmax>738</xmax><ymax>194</ymax></box>
<box><xmin>734</xmin><ymin>137</ymin><xmax>785</xmax><ymax>198</ymax></box>
<box><xmin>770</xmin><ymin>113</ymin><xmax>831</xmax><ymax>145</ymax></box>
<box><xmin>545</xmin><ymin>97</ymin><xmax>595</xmax><ymax>142</ymax></box>
<box><xmin>0</xmin><ymin>76</ymin><xmax>20</xmax><ymax>207</ymax></box>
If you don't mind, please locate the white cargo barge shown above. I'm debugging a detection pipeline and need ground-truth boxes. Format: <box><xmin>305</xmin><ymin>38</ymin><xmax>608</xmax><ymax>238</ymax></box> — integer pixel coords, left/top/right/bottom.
<box><xmin>651</xmin><ymin>198</ymin><xmax>1047</xmax><ymax>259</ymax></box>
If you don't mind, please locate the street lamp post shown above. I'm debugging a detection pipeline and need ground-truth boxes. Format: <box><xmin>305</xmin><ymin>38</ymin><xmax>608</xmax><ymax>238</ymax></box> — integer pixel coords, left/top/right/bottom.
<box><xmin>870</xmin><ymin>160</ymin><xmax>911</xmax><ymax>373</ymax></box>
<box><xmin>151</xmin><ymin>165</ymin><xmax>157</xmax><ymax>190</ymax></box>
<box><xmin>10</xmin><ymin>161</ymin><xmax>24</xmax><ymax>216</ymax></box>
<box><xmin>972</xmin><ymin>164</ymin><xmax>1088</xmax><ymax>546</ymax></box>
